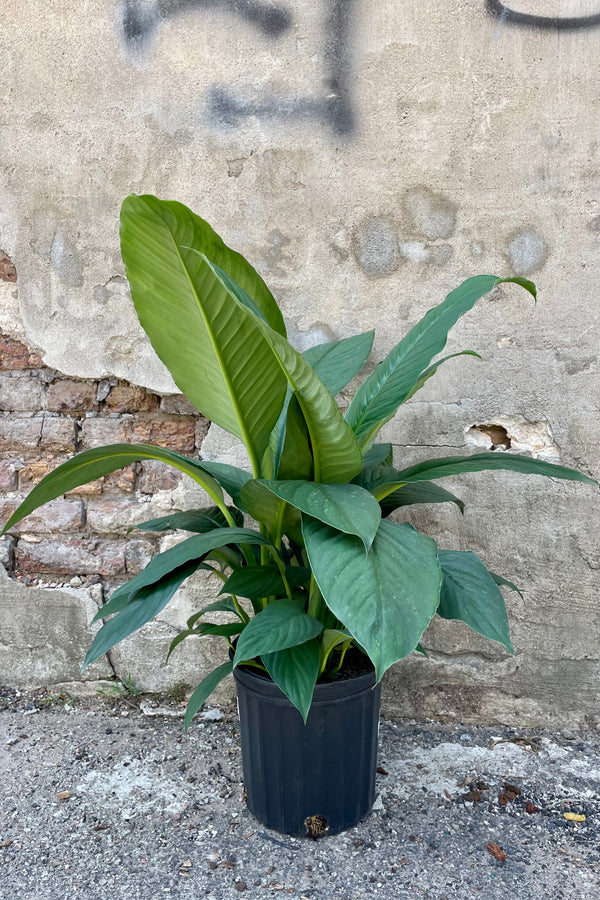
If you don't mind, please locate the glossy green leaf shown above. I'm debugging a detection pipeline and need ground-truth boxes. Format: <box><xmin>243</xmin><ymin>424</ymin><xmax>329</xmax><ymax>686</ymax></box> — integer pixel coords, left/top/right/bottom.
<box><xmin>184</xmin><ymin>661</ymin><xmax>234</xmax><ymax>730</ymax></box>
<box><xmin>378</xmin><ymin>480</ymin><xmax>465</xmax><ymax>516</ymax></box>
<box><xmin>187</xmin><ymin>597</ymin><xmax>240</xmax><ymax>628</ymax></box>
<box><xmin>373</xmin><ymin>452</ymin><xmax>598</xmax><ymax>498</ymax></box>
<box><xmin>133</xmin><ymin>506</ymin><xmax>243</xmax><ymax>533</ymax></box>
<box><xmin>319</xmin><ymin>628</ymin><xmax>353</xmax><ymax>672</ymax></box>
<box><xmin>303</xmin><ymin>517</ymin><xmax>442</xmax><ymax>681</ymax></box>
<box><xmin>490</xmin><ymin>571</ymin><xmax>524</xmax><ymax>600</ymax></box>
<box><xmin>249</xmin><ymin>315</ymin><xmax>364</xmax><ymax>483</ymax></box>
<box><xmin>262</xmin><ymin>639</ymin><xmax>320</xmax><ymax>723</ymax></box>
<box><xmin>120</xmin><ymin>195</ymin><xmax>288</xmax><ymax>471</ymax></box>
<box><xmin>438</xmin><ymin>550</ymin><xmax>514</xmax><ymax>654</ymax></box>
<box><xmin>259</xmin><ymin>480</ymin><xmax>381</xmax><ymax>550</ymax></box>
<box><xmin>221</xmin><ymin>565</ymin><xmax>310</xmax><ymax>600</ymax></box>
<box><xmin>302</xmin><ymin>331</ymin><xmax>374</xmax><ymax>396</ymax></box>
<box><xmin>362</xmin><ymin>443</ymin><xmax>393</xmax><ymax>469</ymax></box>
<box><xmin>267</xmin><ymin>333</ymin><xmax>375</xmax><ymax>480</ymax></box>
<box><xmin>195</xmin><ymin>460</ymin><xmax>253</xmax><ymax>510</ymax></box>
<box><xmin>166</xmin><ymin>620</ymin><xmax>243</xmax><ymax>664</ymax></box>
<box><xmin>233</xmin><ymin>598</ymin><xmax>323</xmax><ymax>666</ymax></box>
<box><xmin>240</xmin><ymin>478</ymin><xmax>301</xmax><ymax>543</ymax></box>
<box><xmin>83</xmin><ymin>563</ymin><xmax>199</xmax><ymax>668</ymax></box>
<box><xmin>99</xmin><ymin>527</ymin><xmax>271</xmax><ymax>614</ymax></box>
<box><xmin>1</xmin><ymin>443</ymin><xmax>227</xmax><ymax>536</ymax></box>
<box><xmin>345</xmin><ymin>275</ymin><xmax>536</xmax><ymax>450</ymax></box>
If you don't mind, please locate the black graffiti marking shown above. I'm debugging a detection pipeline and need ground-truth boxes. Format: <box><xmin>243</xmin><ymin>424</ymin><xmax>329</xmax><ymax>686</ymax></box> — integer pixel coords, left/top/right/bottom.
<box><xmin>122</xmin><ymin>0</ymin><xmax>292</xmax><ymax>50</ymax></box>
<box><xmin>121</xmin><ymin>0</ymin><xmax>356</xmax><ymax>136</ymax></box>
<box><xmin>206</xmin><ymin>0</ymin><xmax>355</xmax><ymax>135</ymax></box>
<box><xmin>487</xmin><ymin>1</ymin><xmax>600</xmax><ymax>31</ymax></box>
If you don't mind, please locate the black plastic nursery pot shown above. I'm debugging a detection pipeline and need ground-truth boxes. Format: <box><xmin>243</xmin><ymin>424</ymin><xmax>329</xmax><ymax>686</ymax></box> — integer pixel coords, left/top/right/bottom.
<box><xmin>233</xmin><ymin>661</ymin><xmax>382</xmax><ymax>837</ymax></box>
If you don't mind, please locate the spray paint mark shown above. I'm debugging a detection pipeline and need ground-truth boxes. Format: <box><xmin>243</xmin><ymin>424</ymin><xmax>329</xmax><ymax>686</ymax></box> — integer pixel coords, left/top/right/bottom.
<box><xmin>493</xmin><ymin>1</ymin><xmax>509</xmax><ymax>39</ymax></box>
<box><xmin>121</xmin><ymin>0</ymin><xmax>356</xmax><ymax>136</ymax></box>
<box><xmin>122</xmin><ymin>0</ymin><xmax>292</xmax><ymax>51</ymax></box>
<box><xmin>487</xmin><ymin>0</ymin><xmax>600</xmax><ymax>31</ymax></box>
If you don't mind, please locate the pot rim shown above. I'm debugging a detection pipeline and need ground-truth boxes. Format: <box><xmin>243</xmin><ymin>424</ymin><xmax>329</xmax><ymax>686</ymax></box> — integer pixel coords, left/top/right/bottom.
<box><xmin>232</xmin><ymin>655</ymin><xmax>377</xmax><ymax>704</ymax></box>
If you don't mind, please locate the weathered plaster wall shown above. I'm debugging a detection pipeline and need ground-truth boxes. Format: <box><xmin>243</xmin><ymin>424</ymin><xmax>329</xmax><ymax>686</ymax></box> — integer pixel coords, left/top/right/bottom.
<box><xmin>1</xmin><ymin>1</ymin><xmax>599</xmax><ymax>726</ymax></box>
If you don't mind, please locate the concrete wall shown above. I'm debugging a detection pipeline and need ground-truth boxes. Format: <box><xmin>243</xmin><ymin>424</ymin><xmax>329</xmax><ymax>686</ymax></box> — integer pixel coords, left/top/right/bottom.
<box><xmin>0</xmin><ymin>1</ymin><xmax>599</xmax><ymax>726</ymax></box>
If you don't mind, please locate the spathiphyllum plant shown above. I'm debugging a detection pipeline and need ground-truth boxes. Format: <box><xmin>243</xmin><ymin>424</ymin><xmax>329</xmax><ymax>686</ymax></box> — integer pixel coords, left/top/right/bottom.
<box><xmin>3</xmin><ymin>196</ymin><xmax>596</xmax><ymax>728</ymax></box>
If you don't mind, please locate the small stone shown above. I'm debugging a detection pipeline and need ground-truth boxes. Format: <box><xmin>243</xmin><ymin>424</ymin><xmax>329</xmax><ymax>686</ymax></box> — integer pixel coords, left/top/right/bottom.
<box><xmin>235</xmin><ymin>882</ymin><xmax>247</xmax><ymax>892</ymax></box>
<box><xmin>200</xmin><ymin>708</ymin><xmax>224</xmax><ymax>721</ymax></box>
<box><xmin>57</xmin><ymin>790</ymin><xmax>71</xmax><ymax>801</ymax></box>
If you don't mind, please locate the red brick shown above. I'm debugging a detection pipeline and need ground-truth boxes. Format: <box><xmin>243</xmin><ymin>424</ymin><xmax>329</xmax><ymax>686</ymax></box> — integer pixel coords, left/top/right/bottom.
<box><xmin>46</xmin><ymin>379</ymin><xmax>99</xmax><ymax>413</ymax></box>
<box><xmin>0</xmin><ymin>335</ymin><xmax>42</xmax><ymax>370</ymax></box>
<box><xmin>80</xmin><ymin>415</ymin><xmax>196</xmax><ymax>454</ymax></box>
<box><xmin>0</xmin><ymin>251</ymin><xmax>17</xmax><ymax>283</ymax></box>
<box><xmin>104</xmin><ymin>385</ymin><xmax>160</xmax><ymax>413</ymax></box>
<box><xmin>128</xmin><ymin>416</ymin><xmax>196</xmax><ymax>453</ymax></box>
<box><xmin>16</xmin><ymin>538</ymin><xmax>127</xmax><ymax>576</ymax></box>
<box><xmin>103</xmin><ymin>465</ymin><xmax>136</xmax><ymax>495</ymax></box>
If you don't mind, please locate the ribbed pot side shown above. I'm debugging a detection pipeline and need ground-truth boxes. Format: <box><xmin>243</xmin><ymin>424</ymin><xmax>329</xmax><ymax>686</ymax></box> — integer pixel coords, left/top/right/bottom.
<box><xmin>233</xmin><ymin>664</ymin><xmax>382</xmax><ymax>837</ymax></box>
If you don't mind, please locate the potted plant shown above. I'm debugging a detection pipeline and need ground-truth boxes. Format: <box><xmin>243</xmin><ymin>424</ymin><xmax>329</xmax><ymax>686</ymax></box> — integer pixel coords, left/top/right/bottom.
<box><xmin>3</xmin><ymin>195</ymin><xmax>595</xmax><ymax>836</ymax></box>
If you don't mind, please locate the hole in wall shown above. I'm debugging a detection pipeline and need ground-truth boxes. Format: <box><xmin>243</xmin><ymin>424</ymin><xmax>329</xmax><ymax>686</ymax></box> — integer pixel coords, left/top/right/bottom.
<box><xmin>466</xmin><ymin>424</ymin><xmax>512</xmax><ymax>451</ymax></box>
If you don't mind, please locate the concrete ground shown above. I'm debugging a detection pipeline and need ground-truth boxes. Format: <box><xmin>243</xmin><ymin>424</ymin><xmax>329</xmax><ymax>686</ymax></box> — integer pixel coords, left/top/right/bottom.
<box><xmin>1</xmin><ymin>687</ymin><xmax>599</xmax><ymax>899</ymax></box>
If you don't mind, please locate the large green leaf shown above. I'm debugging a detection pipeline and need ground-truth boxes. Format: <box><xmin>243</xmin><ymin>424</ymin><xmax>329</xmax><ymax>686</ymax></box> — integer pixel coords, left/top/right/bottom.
<box><xmin>184</xmin><ymin>661</ymin><xmax>234</xmax><ymax>730</ymax></box>
<box><xmin>99</xmin><ymin>527</ymin><xmax>271</xmax><ymax>613</ymax></box>
<box><xmin>372</xmin><ymin>452</ymin><xmax>598</xmax><ymax>501</ymax></box>
<box><xmin>1</xmin><ymin>443</ymin><xmax>227</xmax><ymax>535</ymax></box>
<box><xmin>233</xmin><ymin>598</ymin><xmax>324</xmax><ymax>666</ymax></box>
<box><xmin>83</xmin><ymin>563</ymin><xmax>199</xmax><ymax>668</ymax></box>
<box><xmin>262</xmin><ymin>639</ymin><xmax>320</xmax><ymax>723</ymax></box>
<box><xmin>120</xmin><ymin>195</ymin><xmax>288</xmax><ymax>471</ymax></box>
<box><xmin>345</xmin><ymin>275</ymin><xmax>536</xmax><ymax>450</ymax></box>
<box><xmin>370</xmin><ymin>476</ymin><xmax>465</xmax><ymax>515</ymax></box>
<box><xmin>302</xmin><ymin>331</ymin><xmax>374</xmax><ymax>396</ymax></box>
<box><xmin>258</xmin><ymin>480</ymin><xmax>381</xmax><ymax>550</ymax></box>
<box><xmin>133</xmin><ymin>506</ymin><xmax>243</xmax><ymax>533</ymax></box>
<box><xmin>221</xmin><ymin>565</ymin><xmax>310</xmax><ymax>600</ymax></box>
<box><xmin>245</xmin><ymin>312</ymin><xmax>364</xmax><ymax>483</ymax></box>
<box><xmin>267</xmin><ymin>333</ymin><xmax>375</xmax><ymax>480</ymax></box>
<box><xmin>240</xmin><ymin>478</ymin><xmax>301</xmax><ymax>543</ymax></box>
<box><xmin>438</xmin><ymin>550</ymin><xmax>514</xmax><ymax>654</ymax></box>
<box><xmin>195</xmin><ymin>460</ymin><xmax>253</xmax><ymax>510</ymax></box>
<box><xmin>303</xmin><ymin>517</ymin><xmax>442</xmax><ymax>680</ymax></box>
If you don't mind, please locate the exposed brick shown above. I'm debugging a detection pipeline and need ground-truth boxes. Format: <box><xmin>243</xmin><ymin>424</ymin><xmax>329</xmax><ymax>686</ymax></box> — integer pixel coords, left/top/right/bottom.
<box><xmin>0</xmin><ymin>497</ymin><xmax>84</xmax><ymax>534</ymax></box>
<box><xmin>138</xmin><ymin>460</ymin><xmax>182</xmax><ymax>494</ymax></box>
<box><xmin>160</xmin><ymin>394</ymin><xmax>200</xmax><ymax>416</ymax></box>
<box><xmin>104</xmin><ymin>384</ymin><xmax>160</xmax><ymax>413</ymax></box>
<box><xmin>0</xmin><ymin>374</ymin><xmax>44</xmax><ymax>412</ymax></box>
<box><xmin>0</xmin><ymin>460</ymin><xmax>20</xmax><ymax>491</ymax></box>
<box><xmin>125</xmin><ymin>539</ymin><xmax>156</xmax><ymax>574</ymax></box>
<box><xmin>65</xmin><ymin>480</ymin><xmax>103</xmax><ymax>498</ymax></box>
<box><xmin>16</xmin><ymin>538</ymin><xmax>127</xmax><ymax>576</ymax></box>
<box><xmin>87</xmin><ymin>499</ymin><xmax>155</xmax><ymax>534</ymax></box>
<box><xmin>80</xmin><ymin>415</ymin><xmax>196</xmax><ymax>454</ymax></box>
<box><xmin>39</xmin><ymin>416</ymin><xmax>77</xmax><ymax>452</ymax></box>
<box><xmin>78</xmin><ymin>417</ymin><xmax>125</xmax><ymax>448</ymax></box>
<box><xmin>128</xmin><ymin>416</ymin><xmax>196</xmax><ymax>453</ymax></box>
<box><xmin>195</xmin><ymin>417</ymin><xmax>211</xmax><ymax>447</ymax></box>
<box><xmin>103</xmin><ymin>465</ymin><xmax>136</xmax><ymax>495</ymax></box>
<box><xmin>46</xmin><ymin>379</ymin><xmax>99</xmax><ymax>413</ymax></box>
<box><xmin>0</xmin><ymin>251</ymin><xmax>17</xmax><ymax>283</ymax></box>
<box><xmin>0</xmin><ymin>416</ymin><xmax>44</xmax><ymax>451</ymax></box>
<box><xmin>19</xmin><ymin>458</ymin><xmax>62</xmax><ymax>490</ymax></box>
<box><xmin>0</xmin><ymin>335</ymin><xmax>43</xmax><ymax>370</ymax></box>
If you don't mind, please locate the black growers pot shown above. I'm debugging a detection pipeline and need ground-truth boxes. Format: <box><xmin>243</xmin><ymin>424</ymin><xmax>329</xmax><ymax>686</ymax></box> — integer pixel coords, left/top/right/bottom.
<box><xmin>233</xmin><ymin>658</ymin><xmax>382</xmax><ymax>837</ymax></box>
